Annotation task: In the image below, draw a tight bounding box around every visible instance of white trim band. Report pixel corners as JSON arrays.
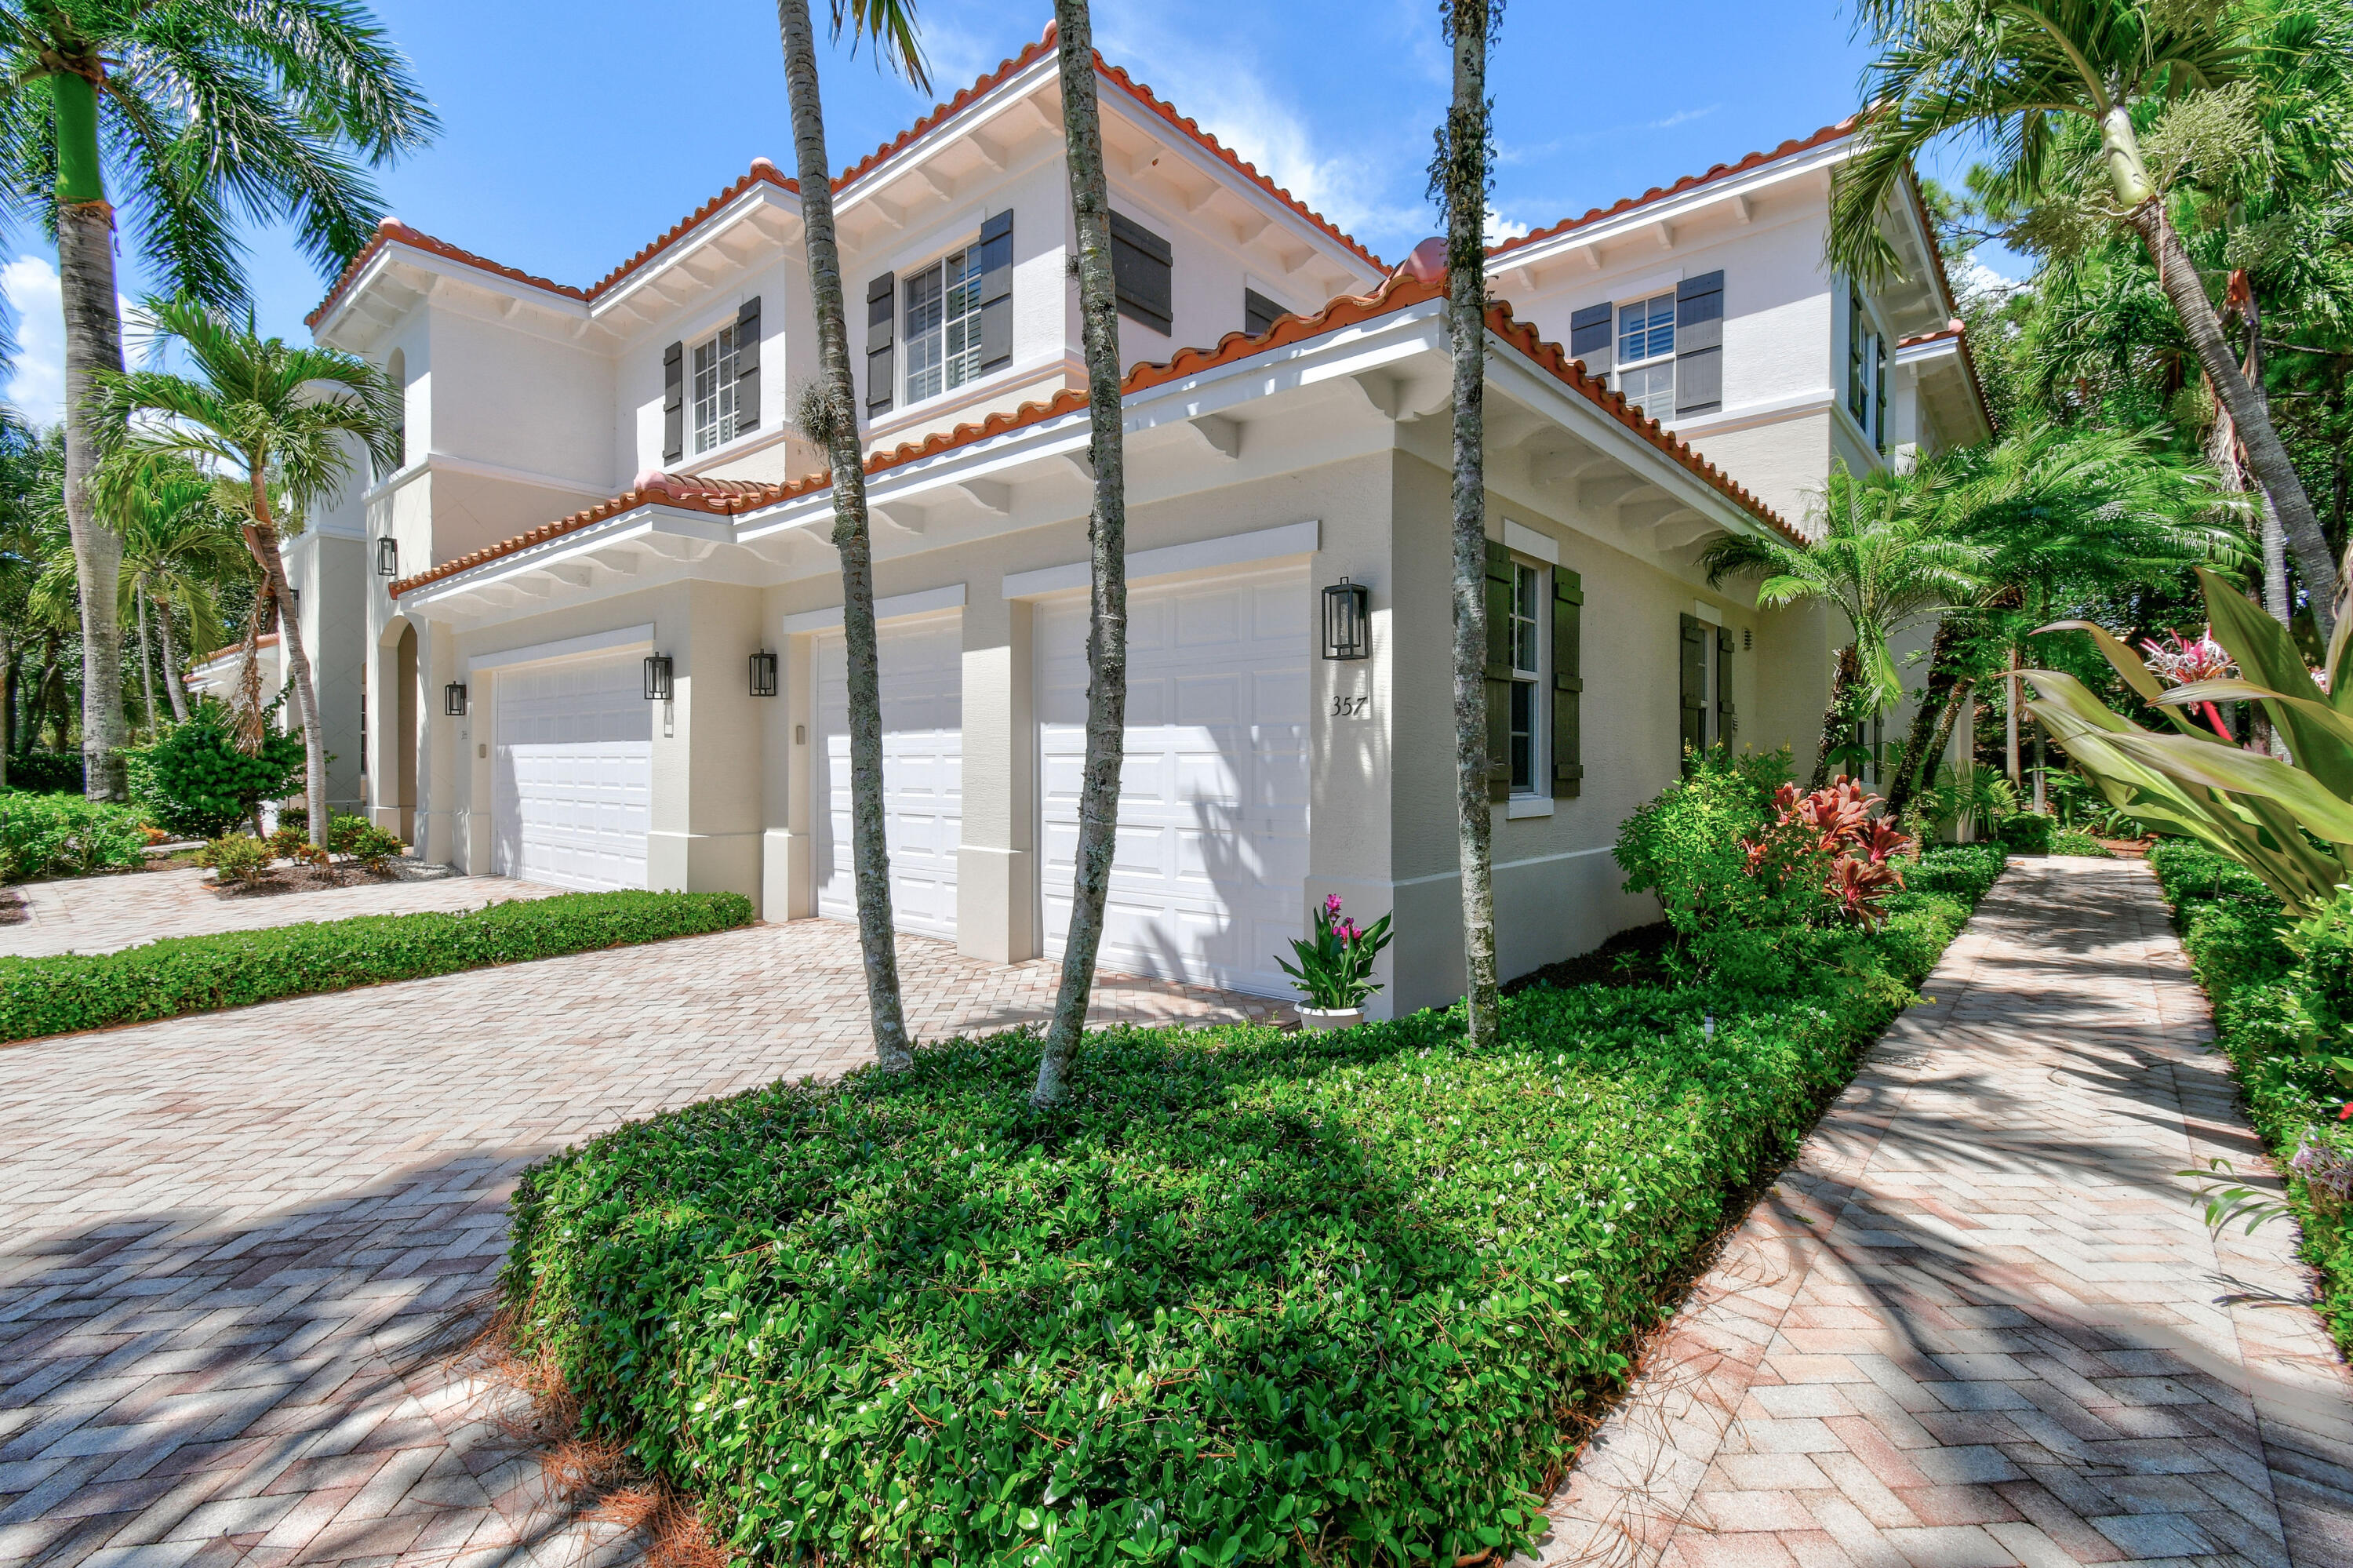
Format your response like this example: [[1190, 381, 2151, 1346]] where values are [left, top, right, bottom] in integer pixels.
[[1002, 518, 1320, 598], [467, 622, 654, 675], [784, 582, 968, 635]]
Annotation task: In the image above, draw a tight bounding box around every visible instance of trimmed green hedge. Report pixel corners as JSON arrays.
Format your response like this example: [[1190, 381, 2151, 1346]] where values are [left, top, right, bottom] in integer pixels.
[[502, 846, 2005, 1567], [2147, 839, 2353, 1350], [0, 890, 754, 1043]]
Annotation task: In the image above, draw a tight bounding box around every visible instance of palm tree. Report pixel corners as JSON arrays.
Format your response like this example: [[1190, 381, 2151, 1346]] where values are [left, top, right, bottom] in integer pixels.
[[93, 297, 398, 845], [100, 456, 244, 730], [0, 0, 433, 802], [1701, 464, 1991, 789], [1031, 0, 1131, 1108], [775, 0, 929, 1077], [1831, 0, 2349, 635], [1433, 0, 1502, 1050]]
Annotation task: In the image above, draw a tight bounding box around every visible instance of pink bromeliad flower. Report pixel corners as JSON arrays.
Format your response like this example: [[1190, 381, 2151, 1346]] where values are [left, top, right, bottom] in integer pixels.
[[2140, 628, 2237, 740]]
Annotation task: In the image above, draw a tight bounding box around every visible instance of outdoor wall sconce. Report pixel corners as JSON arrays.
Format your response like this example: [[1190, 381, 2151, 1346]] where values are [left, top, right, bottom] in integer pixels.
[[376, 536, 398, 577], [644, 654, 675, 702], [749, 649, 778, 698], [443, 682, 467, 716], [1321, 577, 1369, 660]]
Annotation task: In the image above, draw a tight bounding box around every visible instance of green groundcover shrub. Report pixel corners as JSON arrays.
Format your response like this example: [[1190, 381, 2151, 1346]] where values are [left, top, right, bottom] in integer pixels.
[[0, 791, 151, 882], [0, 890, 752, 1043], [4, 749, 85, 795], [2148, 839, 2353, 1350], [504, 844, 2006, 1567]]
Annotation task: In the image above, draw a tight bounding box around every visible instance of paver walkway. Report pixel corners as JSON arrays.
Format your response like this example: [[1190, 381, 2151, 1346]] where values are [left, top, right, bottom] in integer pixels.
[[1531, 856, 2353, 1568], [0, 917, 1285, 1566], [2, 866, 563, 959]]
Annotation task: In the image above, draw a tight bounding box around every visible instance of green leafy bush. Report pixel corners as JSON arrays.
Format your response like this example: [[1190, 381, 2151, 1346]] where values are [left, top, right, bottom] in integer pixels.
[[2049, 828, 2112, 857], [503, 848, 1998, 1568], [1995, 813, 2056, 853], [133, 697, 306, 840], [0, 890, 753, 1043], [195, 831, 274, 884], [0, 791, 151, 882], [344, 824, 407, 871], [4, 749, 85, 795]]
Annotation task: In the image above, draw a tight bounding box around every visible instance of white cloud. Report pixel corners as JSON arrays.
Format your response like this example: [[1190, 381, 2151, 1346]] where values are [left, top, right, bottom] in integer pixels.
[[1484, 206, 1530, 246], [2, 254, 63, 430]]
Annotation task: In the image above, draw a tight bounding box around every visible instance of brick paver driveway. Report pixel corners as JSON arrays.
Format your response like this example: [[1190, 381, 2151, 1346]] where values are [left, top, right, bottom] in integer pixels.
[[0, 914, 1284, 1566], [3, 866, 563, 959], [1534, 857, 2353, 1568]]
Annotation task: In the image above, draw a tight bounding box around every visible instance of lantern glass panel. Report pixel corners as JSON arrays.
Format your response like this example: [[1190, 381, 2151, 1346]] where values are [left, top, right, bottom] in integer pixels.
[[750, 650, 778, 697], [1322, 578, 1369, 660], [644, 655, 674, 701], [375, 537, 398, 577], [443, 682, 467, 716]]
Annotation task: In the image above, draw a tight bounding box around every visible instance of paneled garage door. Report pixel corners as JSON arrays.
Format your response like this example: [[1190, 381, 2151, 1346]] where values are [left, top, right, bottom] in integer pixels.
[[814, 616, 962, 939], [491, 651, 652, 891], [1038, 567, 1309, 995]]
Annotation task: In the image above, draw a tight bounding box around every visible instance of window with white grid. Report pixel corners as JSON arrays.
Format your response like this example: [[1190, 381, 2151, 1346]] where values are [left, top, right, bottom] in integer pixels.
[[692, 326, 740, 454], [903, 246, 985, 404], [1614, 292, 1676, 418], [1508, 559, 1543, 793]]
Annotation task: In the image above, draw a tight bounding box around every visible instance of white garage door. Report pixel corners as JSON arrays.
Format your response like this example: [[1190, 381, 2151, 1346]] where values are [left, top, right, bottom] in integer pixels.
[[1039, 567, 1309, 996], [814, 616, 962, 938], [492, 651, 652, 891]]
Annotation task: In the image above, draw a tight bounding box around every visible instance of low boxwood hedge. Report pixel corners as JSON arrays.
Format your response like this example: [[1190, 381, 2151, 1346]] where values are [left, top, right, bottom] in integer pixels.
[[0, 889, 754, 1043], [502, 846, 2005, 1567]]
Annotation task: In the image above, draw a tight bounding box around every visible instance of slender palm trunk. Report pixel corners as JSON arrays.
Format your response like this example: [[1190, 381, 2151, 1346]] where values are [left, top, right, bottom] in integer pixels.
[[1885, 617, 1958, 816], [133, 580, 158, 741], [2126, 200, 2337, 638], [1813, 642, 1862, 790], [1033, 0, 1130, 1108], [1440, 0, 1499, 1047], [240, 483, 327, 845], [776, 0, 911, 1072], [155, 598, 189, 722], [1926, 677, 1973, 835], [0, 638, 12, 789], [55, 71, 127, 801], [2005, 643, 2021, 786]]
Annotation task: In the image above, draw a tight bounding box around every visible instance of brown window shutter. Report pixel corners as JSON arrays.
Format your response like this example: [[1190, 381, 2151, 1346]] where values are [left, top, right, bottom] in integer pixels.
[[1486, 539, 1514, 801], [1716, 624, 1736, 740], [661, 340, 683, 464], [1553, 568, 1584, 799], [733, 297, 762, 433], [978, 210, 1013, 372], [1679, 613, 1708, 769], [866, 272, 896, 416]]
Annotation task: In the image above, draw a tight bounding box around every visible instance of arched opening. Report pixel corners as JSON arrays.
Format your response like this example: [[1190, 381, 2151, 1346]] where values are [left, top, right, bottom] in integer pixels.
[[392, 621, 418, 843]]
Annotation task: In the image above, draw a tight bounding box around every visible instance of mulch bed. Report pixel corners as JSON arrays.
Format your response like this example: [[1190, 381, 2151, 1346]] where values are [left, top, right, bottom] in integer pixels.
[[1504, 921, 1676, 995], [209, 865, 401, 899]]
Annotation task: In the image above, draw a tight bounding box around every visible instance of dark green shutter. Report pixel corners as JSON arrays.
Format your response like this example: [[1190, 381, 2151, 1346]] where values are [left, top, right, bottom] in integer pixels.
[[866, 272, 896, 416], [1716, 625, 1736, 741], [1553, 568, 1584, 799], [977, 210, 1014, 372], [660, 340, 683, 464], [733, 297, 762, 431], [1110, 211, 1173, 334], [1679, 613, 1708, 769], [1674, 271, 1724, 417], [1486, 540, 1513, 802], [1569, 302, 1613, 377]]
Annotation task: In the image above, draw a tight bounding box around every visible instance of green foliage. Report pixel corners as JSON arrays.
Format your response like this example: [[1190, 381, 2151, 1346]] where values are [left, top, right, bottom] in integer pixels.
[[2048, 828, 2113, 857], [5, 750, 85, 795], [0, 791, 151, 882], [502, 847, 1999, 1568], [133, 697, 305, 840], [1613, 747, 1797, 937], [1996, 813, 2057, 853], [195, 832, 272, 884], [0, 890, 752, 1045], [343, 824, 406, 871], [1278, 897, 1395, 1010]]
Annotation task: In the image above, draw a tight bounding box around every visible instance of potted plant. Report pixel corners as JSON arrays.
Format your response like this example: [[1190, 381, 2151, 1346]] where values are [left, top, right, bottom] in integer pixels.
[[1278, 895, 1395, 1030]]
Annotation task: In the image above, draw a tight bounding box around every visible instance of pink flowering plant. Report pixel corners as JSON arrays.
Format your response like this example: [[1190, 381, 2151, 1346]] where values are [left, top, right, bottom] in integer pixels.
[[1277, 894, 1395, 1010]]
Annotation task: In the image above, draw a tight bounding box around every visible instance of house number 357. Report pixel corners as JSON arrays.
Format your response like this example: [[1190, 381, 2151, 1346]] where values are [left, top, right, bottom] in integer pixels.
[[1329, 693, 1370, 718]]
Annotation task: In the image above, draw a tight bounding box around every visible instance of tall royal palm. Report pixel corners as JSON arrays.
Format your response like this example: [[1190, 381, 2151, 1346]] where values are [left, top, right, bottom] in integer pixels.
[[1701, 464, 1989, 789], [100, 455, 245, 729], [1831, 0, 2348, 634], [95, 297, 399, 844], [0, 0, 432, 802], [775, 0, 929, 1075]]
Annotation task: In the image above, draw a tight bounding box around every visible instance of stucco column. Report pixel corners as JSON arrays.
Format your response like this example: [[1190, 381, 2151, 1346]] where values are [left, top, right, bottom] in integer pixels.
[[648, 581, 765, 899], [765, 629, 817, 919], [957, 579, 1035, 963]]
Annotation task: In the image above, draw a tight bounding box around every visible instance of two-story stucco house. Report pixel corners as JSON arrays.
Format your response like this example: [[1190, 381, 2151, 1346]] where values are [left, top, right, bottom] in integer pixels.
[[295, 24, 1988, 1018]]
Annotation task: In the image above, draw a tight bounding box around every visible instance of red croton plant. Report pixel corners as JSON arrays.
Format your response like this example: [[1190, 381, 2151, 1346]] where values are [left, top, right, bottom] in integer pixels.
[[1742, 777, 1913, 927]]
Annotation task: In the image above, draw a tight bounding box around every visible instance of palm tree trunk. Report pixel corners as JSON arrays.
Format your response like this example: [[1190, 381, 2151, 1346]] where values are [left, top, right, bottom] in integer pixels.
[[775, 0, 912, 1074], [2126, 199, 2337, 638], [155, 598, 189, 722], [1032, 0, 1131, 1108], [2005, 643, 2021, 786], [238, 497, 327, 846], [1884, 618, 1958, 816], [1813, 642, 1863, 790], [1441, 0, 1500, 1048], [133, 580, 158, 743], [54, 71, 128, 802], [0, 637, 13, 789]]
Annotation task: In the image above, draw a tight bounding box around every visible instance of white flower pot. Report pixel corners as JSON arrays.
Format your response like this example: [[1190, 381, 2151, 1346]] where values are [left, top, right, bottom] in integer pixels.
[[1297, 1006, 1365, 1031]]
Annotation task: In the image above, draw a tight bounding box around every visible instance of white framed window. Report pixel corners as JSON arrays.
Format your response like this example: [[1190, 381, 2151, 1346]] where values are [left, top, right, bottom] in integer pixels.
[[903, 245, 985, 404], [1507, 558, 1544, 793], [692, 325, 742, 454], [1615, 292, 1676, 418]]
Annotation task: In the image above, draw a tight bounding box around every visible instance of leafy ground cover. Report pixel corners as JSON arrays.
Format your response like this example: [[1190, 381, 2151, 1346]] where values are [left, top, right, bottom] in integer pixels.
[[0, 890, 753, 1043], [0, 791, 152, 882], [2148, 839, 2353, 1351], [503, 842, 2005, 1567]]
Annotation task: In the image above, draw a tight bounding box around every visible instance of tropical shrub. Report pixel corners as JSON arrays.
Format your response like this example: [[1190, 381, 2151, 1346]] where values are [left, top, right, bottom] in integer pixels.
[[1278, 894, 1395, 1010], [266, 824, 307, 860], [343, 824, 406, 872], [5, 749, 85, 795], [135, 697, 307, 841], [0, 890, 753, 1043], [2049, 828, 2112, 857], [503, 846, 2000, 1568], [196, 832, 274, 884], [0, 792, 151, 882], [1995, 813, 2056, 853]]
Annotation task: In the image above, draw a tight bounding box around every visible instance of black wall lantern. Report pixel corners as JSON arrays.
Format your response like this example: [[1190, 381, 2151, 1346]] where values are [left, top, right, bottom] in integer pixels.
[[749, 649, 778, 697], [443, 682, 467, 716], [644, 653, 674, 702], [376, 536, 398, 577], [1321, 577, 1369, 660]]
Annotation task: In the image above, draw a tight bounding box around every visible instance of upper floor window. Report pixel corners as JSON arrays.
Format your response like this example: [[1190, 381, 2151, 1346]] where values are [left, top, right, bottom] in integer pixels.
[[1507, 558, 1543, 793], [904, 246, 985, 404], [693, 325, 742, 454], [1616, 293, 1676, 417], [1847, 283, 1887, 452]]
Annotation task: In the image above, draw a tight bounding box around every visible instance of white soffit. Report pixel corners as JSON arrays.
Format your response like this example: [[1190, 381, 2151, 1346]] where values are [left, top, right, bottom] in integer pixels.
[[1002, 519, 1320, 598], [784, 582, 968, 635]]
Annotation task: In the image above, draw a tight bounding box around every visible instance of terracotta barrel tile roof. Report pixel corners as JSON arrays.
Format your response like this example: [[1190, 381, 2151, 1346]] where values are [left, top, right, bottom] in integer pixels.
[[189, 631, 279, 669]]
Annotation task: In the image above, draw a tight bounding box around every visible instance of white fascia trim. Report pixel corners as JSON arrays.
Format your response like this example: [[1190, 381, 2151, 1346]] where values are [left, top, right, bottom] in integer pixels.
[[373, 450, 612, 504], [401, 504, 726, 606], [1668, 387, 1839, 440], [1496, 136, 1850, 276], [1003, 519, 1320, 598], [468, 623, 655, 675], [1502, 519, 1558, 565], [590, 181, 800, 324], [784, 582, 968, 634], [1893, 334, 1962, 369], [835, 55, 1062, 206], [396, 246, 590, 331]]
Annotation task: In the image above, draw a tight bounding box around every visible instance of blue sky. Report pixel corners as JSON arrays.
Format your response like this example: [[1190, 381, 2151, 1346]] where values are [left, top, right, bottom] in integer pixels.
[[0, 0, 2007, 426]]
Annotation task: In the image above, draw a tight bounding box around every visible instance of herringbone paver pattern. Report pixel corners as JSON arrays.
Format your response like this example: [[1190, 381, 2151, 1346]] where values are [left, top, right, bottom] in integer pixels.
[[0, 915, 1282, 1566], [1528, 857, 2353, 1568], [2, 867, 564, 959]]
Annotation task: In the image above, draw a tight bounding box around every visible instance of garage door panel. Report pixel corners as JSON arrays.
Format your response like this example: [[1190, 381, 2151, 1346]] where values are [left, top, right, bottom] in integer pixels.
[[814, 618, 962, 940], [493, 653, 651, 893]]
